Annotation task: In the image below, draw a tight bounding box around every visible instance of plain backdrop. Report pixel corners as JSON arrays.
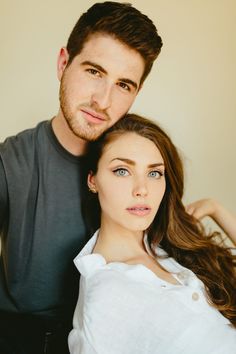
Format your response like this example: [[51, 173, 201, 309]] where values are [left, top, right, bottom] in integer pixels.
[[1, 0, 236, 233]]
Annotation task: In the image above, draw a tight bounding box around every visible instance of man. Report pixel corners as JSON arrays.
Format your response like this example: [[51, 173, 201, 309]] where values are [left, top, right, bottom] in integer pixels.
[[0, 2, 162, 353]]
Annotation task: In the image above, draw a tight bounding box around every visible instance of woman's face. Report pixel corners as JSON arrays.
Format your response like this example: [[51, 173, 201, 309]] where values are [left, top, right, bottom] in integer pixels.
[[88, 132, 166, 233]]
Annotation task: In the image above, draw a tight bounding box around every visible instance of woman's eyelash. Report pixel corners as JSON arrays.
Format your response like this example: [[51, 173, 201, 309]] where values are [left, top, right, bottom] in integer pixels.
[[112, 168, 129, 176], [148, 170, 164, 178], [112, 168, 164, 178]]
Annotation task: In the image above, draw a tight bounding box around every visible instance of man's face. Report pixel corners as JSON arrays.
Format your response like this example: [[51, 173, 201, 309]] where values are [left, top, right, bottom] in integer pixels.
[[57, 34, 145, 141]]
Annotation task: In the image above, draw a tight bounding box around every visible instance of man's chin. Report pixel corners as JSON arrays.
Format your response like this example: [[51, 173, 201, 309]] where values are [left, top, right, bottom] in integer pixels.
[[66, 115, 108, 141], [72, 127, 105, 142]]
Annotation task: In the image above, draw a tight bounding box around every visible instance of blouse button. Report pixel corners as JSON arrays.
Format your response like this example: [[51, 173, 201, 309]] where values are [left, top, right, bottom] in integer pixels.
[[192, 292, 199, 301], [177, 271, 189, 280]]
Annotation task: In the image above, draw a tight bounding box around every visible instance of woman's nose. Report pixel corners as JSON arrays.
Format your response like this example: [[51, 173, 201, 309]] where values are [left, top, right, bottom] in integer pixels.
[[132, 179, 148, 198]]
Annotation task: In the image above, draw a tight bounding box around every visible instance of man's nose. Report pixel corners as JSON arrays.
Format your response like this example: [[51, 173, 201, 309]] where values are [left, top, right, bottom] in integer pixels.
[[91, 81, 113, 111]]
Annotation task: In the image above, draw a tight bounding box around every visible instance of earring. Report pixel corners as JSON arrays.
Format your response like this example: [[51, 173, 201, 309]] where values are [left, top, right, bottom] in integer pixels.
[[89, 186, 97, 194]]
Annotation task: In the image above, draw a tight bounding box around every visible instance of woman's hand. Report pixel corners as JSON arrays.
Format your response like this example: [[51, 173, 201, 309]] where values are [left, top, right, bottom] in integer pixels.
[[186, 198, 236, 246]]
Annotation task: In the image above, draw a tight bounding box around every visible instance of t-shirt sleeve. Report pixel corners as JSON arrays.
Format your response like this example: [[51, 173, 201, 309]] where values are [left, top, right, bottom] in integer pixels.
[[0, 157, 8, 230]]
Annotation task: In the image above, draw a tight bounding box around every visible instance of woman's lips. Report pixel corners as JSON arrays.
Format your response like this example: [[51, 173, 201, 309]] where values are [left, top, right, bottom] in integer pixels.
[[126, 205, 151, 216]]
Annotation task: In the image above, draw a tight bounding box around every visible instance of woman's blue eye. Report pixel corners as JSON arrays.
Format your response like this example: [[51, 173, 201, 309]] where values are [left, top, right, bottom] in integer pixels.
[[148, 170, 163, 178], [113, 168, 129, 176]]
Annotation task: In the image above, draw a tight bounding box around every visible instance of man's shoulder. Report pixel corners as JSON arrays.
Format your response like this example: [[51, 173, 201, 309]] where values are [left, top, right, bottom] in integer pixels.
[[1, 120, 48, 146], [0, 120, 50, 157], [0, 120, 51, 176]]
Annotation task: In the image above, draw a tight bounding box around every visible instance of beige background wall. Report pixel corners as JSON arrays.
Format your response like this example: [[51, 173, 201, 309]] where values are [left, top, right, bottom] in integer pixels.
[[1, 0, 236, 231]]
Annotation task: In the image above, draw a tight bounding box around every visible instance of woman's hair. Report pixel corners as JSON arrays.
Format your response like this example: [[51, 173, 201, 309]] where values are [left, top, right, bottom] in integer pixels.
[[84, 113, 236, 327], [66, 2, 162, 85]]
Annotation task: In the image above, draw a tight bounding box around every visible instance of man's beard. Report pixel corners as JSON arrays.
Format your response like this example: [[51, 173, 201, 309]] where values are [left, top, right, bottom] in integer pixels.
[[59, 76, 110, 142]]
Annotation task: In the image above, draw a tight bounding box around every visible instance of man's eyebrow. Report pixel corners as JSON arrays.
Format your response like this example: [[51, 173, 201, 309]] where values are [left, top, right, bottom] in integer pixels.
[[119, 78, 138, 90], [81, 61, 138, 90], [81, 61, 107, 74], [110, 158, 165, 168]]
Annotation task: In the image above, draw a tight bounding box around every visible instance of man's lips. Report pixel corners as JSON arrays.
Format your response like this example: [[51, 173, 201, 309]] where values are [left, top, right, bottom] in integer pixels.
[[80, 108, 107, 124], [126, 205, 151, 216]]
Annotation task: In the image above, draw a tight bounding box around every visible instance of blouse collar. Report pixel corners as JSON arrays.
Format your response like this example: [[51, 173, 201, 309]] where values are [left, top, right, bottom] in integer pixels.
[[74, 230, 197, 286]]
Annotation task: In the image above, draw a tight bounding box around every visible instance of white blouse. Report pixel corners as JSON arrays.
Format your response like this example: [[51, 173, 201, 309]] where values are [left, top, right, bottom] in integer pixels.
[[68, 231, 236, 354]]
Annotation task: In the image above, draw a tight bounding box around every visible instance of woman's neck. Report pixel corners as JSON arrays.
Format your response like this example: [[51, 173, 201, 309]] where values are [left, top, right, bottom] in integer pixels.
[[93, 223, 147, 263]]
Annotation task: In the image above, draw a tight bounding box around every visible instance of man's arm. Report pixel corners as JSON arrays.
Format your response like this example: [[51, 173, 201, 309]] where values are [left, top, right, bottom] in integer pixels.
[[0, 157, 8, 231], [186, 198, 236, 246]]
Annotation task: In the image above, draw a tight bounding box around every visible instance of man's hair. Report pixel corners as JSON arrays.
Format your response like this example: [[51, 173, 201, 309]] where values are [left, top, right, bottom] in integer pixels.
[[66, 1, 163, 84]]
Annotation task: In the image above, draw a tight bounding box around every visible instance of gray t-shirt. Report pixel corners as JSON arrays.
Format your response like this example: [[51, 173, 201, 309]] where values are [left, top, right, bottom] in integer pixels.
[[0, 120, 87, 320]]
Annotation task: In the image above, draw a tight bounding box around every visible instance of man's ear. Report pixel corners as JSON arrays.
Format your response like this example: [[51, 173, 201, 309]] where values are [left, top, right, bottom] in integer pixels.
[[57, 47, 69, 81], [87, 172, 97, 193], [137, 82, 143, 93]]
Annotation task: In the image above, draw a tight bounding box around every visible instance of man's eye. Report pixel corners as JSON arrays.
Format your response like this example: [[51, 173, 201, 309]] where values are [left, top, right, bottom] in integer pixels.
[[148, 170, 163, 179], [87, 68, 100, 76], [118, 82, 130, 91], [113, 168, 129, 176]]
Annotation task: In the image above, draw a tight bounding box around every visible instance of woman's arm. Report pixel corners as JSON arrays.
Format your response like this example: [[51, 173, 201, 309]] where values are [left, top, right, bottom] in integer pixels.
[[186, 198, 236, 246]]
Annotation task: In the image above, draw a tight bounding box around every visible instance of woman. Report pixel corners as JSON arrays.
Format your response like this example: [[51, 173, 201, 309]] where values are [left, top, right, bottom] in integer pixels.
[[68, 114, 236, 354]]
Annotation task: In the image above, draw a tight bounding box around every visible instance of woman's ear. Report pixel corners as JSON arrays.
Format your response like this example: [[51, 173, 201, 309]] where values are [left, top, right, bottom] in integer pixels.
[[87, 171, 97, 193]]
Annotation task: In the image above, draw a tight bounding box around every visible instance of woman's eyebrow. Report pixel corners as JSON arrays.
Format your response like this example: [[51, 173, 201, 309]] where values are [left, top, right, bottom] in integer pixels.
[[110, 158, 164, 168]]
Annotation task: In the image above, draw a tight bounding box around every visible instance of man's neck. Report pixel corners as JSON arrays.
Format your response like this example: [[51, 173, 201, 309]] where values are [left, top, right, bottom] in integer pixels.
[[52, 112, 88, 156]]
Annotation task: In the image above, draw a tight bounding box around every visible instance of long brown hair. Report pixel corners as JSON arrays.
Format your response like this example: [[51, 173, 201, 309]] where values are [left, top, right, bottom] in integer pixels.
[[85, 113, 236, 326]]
